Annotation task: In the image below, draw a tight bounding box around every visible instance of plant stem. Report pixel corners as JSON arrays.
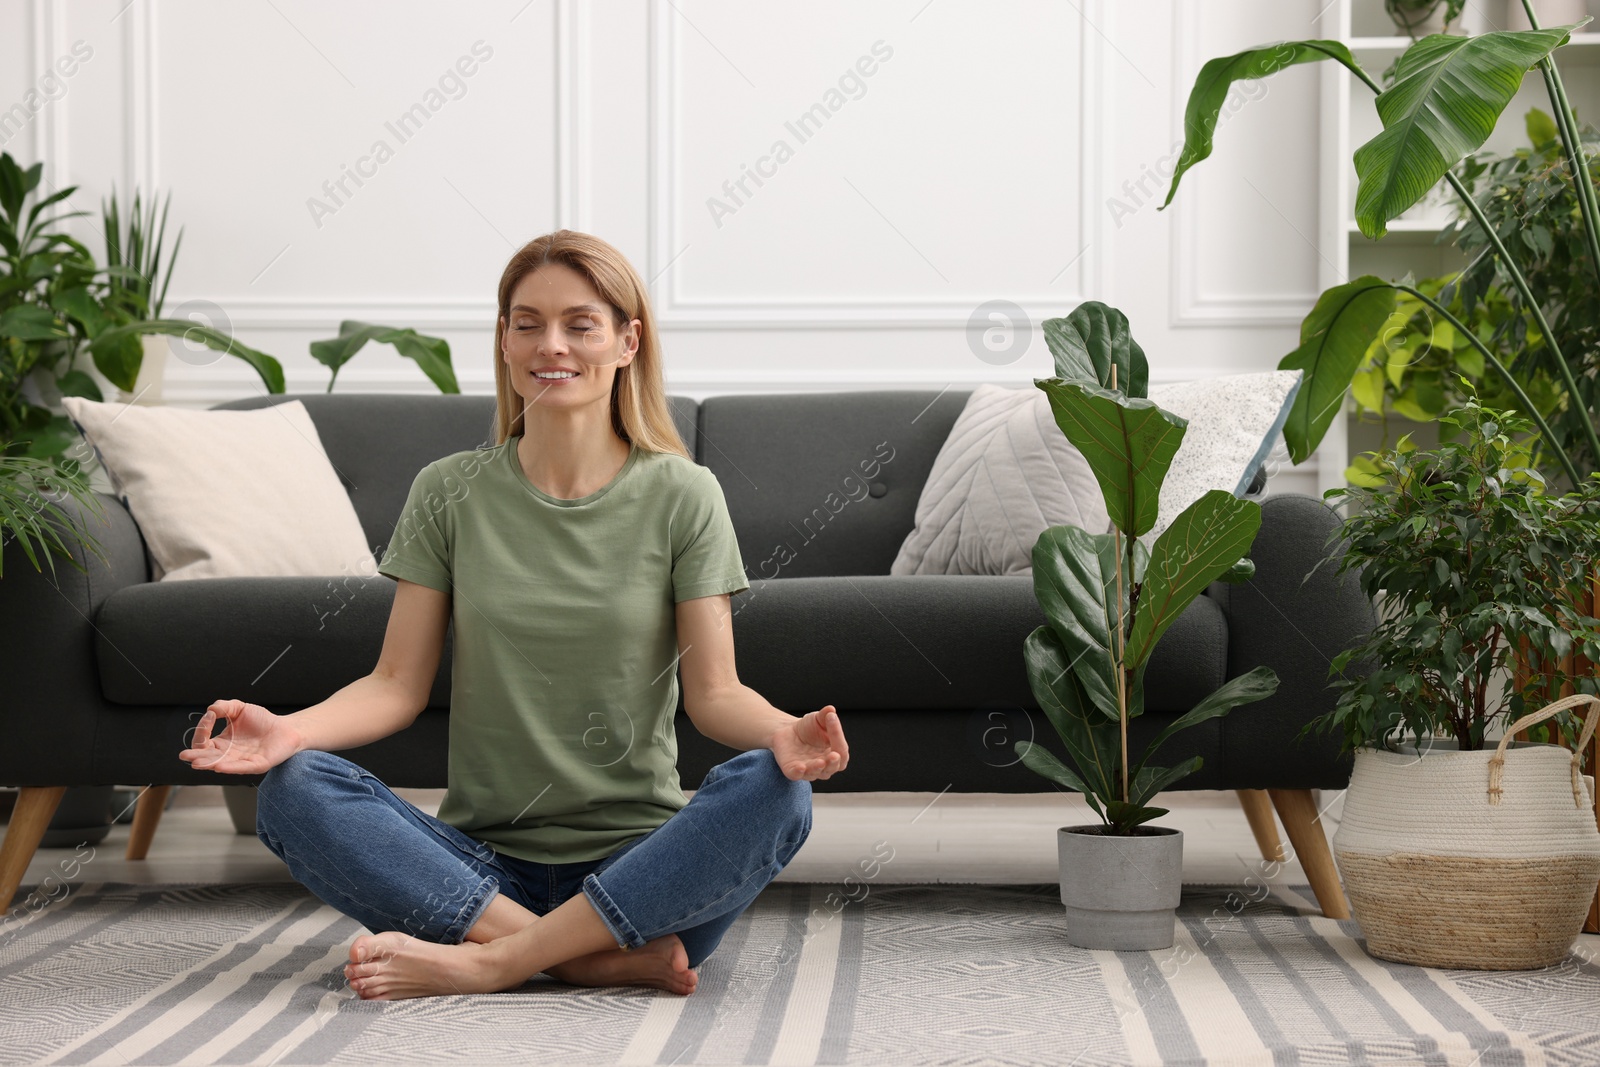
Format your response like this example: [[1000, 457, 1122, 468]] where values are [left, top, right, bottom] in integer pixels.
[[1396, 283, 1583, 487], [1114, 527, 1129, 806], [1110, 363, 1129, 807]]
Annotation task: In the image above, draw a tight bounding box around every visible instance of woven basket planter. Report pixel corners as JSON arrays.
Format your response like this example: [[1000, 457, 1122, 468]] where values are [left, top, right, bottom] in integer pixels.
[[1333, 695, 1600, 970]]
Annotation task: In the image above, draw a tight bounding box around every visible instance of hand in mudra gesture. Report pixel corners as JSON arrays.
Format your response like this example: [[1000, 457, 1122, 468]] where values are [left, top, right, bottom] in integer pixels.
[[179, 699, 300, 775], [772, 705, 849, 781]]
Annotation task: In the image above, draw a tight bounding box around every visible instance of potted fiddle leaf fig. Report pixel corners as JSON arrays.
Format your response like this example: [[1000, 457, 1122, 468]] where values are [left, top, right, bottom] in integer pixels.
[[1012, 301, 1281, 951]]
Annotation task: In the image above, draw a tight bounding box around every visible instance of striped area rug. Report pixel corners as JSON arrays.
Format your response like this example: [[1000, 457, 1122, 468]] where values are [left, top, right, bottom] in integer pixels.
[[2, 880, 1598, 1066]]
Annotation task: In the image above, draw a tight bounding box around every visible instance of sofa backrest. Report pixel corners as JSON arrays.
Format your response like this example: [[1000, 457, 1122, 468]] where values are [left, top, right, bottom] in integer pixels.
[[698, 389, 972, 577], [210, 393, 698, 557], [211, 389, 970, 575]]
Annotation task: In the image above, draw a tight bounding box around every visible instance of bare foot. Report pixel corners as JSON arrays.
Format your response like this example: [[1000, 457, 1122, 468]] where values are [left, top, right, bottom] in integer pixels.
[[545, 933, 698, 995], [343, 931, 519, 1000]]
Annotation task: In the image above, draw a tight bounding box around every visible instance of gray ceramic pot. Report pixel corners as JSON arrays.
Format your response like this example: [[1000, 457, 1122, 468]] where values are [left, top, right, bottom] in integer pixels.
[[1057, 824, 1183, 950]]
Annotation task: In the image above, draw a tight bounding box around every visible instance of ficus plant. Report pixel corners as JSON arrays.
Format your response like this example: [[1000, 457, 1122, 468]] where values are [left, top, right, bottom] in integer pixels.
[[1307, 390, 1600, 754], [1346, 106, 1599, 487], [1011, 301, 1281, 835], [1159, 8, 1600, 492]]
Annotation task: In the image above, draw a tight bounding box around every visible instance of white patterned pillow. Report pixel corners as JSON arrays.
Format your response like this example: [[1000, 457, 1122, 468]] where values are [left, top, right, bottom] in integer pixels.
[[891, 384, 1109, 576], [1144, 369, 1302, 540]]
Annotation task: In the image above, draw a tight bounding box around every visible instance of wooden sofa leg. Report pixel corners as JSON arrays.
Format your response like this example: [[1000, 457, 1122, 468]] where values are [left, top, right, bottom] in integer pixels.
[[1268, 788, 1350, 920], [125, 785, 172, 861], [1236, 789, 1284, 862], [0, 786, 68, 912]]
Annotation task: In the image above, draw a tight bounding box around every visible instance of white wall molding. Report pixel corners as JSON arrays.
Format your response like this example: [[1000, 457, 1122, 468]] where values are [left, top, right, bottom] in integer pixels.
[[160, 2, 574, 331], [1166, 0, 1322, 327], [29, 0, 66, 187], [647, 0, 1108, 330], [121, 0, 156, 197], [555, 0, 589, 232]]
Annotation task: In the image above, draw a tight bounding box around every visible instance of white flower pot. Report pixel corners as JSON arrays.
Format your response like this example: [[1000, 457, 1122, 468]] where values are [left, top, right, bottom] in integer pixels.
[[1333, 696, 1600, 969], [117, 334, 169, 406]]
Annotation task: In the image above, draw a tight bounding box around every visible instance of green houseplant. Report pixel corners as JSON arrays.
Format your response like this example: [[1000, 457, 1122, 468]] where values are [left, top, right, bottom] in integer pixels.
[[1315, 394, 1600, 754], [1310, 394, 1600, 968], [1350, 105, 1600, 486], [1158, 8, 1600, 934], [76, 174, 460, 397], [1009, 301, 1281, 950], [1386, 0, 1466, 39], [0, 151, 282, 448], [1160, 8, 1600, 493], [98, 184, 183, 404]]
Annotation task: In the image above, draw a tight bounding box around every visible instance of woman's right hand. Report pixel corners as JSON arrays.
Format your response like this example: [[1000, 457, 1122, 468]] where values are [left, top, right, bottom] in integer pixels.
[[179, 699, 302, 775]]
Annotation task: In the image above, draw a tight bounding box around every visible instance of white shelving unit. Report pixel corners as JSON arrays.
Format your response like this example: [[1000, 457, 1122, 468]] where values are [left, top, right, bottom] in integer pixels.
[[1315, 1, 1600, 495]]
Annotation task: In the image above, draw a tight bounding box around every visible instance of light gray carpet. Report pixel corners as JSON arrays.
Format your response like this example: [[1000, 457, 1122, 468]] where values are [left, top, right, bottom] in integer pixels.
[[3, 879, 1599, 1066]]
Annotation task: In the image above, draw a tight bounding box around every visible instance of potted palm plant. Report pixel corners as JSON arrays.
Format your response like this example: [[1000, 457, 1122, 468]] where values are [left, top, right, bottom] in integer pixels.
[[1310, 392, 1600, 968], [100, 185, 182, 405], [1012, 301, 1281, 950]]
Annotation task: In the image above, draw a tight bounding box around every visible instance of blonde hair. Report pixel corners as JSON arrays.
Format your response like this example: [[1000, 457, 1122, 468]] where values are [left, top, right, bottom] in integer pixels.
[[491, 230, 690, 459]]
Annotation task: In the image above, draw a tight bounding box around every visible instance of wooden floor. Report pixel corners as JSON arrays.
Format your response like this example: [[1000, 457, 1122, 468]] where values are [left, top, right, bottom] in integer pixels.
[[19, 786, 1336, 891]]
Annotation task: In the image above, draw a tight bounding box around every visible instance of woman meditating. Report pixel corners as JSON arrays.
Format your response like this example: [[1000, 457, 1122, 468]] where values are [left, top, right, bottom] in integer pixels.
[[178, 229, 848, 1001]]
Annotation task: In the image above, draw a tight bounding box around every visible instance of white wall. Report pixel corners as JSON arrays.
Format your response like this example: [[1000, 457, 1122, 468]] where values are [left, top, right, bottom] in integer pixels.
[[1, 0, 1332, 493]]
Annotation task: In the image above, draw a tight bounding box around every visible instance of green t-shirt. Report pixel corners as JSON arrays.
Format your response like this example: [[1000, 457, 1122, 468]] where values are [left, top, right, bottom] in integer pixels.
[[375, 435, 750, 863]]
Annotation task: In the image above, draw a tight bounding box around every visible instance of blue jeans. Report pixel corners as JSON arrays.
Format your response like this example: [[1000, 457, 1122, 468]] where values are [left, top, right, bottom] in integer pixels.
[[254, 747, 812, 970]]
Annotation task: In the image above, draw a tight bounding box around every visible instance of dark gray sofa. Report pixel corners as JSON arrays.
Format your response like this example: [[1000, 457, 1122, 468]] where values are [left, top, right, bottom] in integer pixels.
[[0, 390, 1376, 915]]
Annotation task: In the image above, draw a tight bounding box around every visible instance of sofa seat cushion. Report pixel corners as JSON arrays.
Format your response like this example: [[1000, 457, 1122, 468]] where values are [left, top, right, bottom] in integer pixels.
[[95, 574, 1224, 716], [95, 576, 453, 708], [722, 575, 1226, 714]]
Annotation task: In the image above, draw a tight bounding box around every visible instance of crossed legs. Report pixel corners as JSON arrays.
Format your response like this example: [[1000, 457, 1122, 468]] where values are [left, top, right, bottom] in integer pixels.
[[256, 748, 812, 1000]]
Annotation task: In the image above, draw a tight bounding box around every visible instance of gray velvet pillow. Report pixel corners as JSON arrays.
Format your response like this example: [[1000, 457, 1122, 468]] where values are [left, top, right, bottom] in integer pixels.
[[891, 384, 1109, 576]]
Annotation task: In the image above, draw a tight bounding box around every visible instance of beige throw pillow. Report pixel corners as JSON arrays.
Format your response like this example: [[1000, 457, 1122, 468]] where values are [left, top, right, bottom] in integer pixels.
[[891, 383, 1109, 576], [62, 397, 376, 582]]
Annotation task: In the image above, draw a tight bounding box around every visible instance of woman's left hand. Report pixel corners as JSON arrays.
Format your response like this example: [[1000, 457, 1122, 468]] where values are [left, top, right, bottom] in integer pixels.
[[771, 705, 849, 781]]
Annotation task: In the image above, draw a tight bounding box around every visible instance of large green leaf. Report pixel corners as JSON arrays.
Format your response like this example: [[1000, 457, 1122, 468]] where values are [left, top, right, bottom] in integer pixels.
[[1015, 739, 1105, 822], [1102, 800, 1169, 833], [1125, 491, 1263, 668], [1129, 757, 1204, 808], [1161, 40, 1364, 210], [52, 286, 109, 337], [55, 369, 103, 402], [1037, 379, 1186, 537], [89, 319, 285, 394], [0, 304, 64, 341], [1041, 301, 1149, 398], [1353, 27, 1578, 239], [1278, 276, 1397, 463], [310, 320, 458, 393], [1022, 624, 1120, 800], [1031, 525, 1124, 720], [1133, 666, 1279, 781]]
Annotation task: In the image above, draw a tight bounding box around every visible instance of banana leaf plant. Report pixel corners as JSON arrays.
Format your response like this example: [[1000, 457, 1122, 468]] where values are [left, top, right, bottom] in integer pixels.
[[1159, 6, 1600, 491], [1012, 301, 1281, 835]]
